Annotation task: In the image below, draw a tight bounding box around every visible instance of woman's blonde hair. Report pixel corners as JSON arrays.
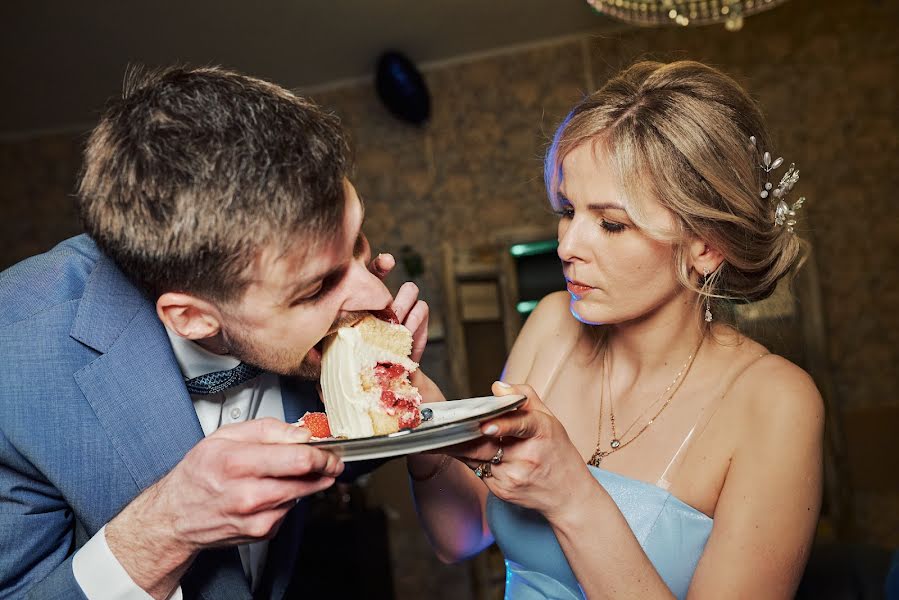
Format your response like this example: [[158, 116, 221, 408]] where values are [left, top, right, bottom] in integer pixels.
[[545, 60, 805, 327]]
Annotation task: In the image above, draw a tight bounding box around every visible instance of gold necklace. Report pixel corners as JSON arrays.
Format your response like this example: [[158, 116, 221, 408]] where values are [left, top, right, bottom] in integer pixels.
[[588, 339, 702, 468]]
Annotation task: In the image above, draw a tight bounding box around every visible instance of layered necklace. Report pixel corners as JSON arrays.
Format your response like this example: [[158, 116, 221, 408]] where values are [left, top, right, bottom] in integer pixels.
[[588, 338, 703, 468]]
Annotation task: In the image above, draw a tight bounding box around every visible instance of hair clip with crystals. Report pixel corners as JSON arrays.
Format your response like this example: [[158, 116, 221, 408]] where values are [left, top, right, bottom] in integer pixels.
[[750, 136, 806, 233]]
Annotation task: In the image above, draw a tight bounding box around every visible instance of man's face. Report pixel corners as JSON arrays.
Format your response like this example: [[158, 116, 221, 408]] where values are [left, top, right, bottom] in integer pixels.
[[217, 180, 392, 377]]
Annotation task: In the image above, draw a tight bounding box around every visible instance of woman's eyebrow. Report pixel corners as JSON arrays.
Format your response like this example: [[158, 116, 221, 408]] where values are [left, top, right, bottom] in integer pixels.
[[587, 202, 627, 211]]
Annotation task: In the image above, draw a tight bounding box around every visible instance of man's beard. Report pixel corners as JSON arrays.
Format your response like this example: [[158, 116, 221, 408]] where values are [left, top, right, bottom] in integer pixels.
[[220, 323, 320, 379], [220, 311, 369, 380]]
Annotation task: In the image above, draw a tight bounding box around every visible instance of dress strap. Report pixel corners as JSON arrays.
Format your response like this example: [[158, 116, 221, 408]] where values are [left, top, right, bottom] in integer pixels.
[[536, 333, 582, 400], [656, 352, 769, 490]]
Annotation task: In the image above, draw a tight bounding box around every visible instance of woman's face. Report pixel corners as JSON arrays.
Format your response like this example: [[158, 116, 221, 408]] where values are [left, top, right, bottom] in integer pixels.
[[556, 143, 684, 326]]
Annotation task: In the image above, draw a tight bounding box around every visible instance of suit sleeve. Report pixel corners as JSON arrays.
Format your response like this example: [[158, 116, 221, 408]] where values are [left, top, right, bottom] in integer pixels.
[[337, 456, 391, 483], [0, 428, 87, 600]]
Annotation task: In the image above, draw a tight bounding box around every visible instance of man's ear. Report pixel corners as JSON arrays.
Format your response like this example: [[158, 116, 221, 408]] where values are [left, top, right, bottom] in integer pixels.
[[156, 292, 223, 340], [688, 239, 725, 277]]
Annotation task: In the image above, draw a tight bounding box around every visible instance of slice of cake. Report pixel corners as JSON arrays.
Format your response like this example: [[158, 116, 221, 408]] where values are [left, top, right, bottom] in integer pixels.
[[320, 309, 423, 438]]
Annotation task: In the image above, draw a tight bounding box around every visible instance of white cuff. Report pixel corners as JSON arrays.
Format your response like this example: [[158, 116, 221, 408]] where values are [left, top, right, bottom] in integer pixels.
[[72, 525, 183, 600]]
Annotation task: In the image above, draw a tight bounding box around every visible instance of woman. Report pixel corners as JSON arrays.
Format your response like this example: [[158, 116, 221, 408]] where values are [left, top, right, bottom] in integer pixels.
[[406, 61, 823, 599]]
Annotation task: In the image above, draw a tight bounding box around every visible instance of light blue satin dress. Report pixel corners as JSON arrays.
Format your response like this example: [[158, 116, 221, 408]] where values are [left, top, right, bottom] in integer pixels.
[[486, 468, 713, 599], [483, 340, 737, 599]]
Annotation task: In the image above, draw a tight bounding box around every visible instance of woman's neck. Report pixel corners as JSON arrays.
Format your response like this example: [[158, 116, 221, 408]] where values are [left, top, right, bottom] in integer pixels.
[[604, 291, 706, 384]]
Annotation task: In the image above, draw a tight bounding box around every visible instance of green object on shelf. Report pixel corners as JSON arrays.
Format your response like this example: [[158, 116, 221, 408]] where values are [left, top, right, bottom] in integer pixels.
[[516, 300, 539, 315], [509, 239, 558, 258]]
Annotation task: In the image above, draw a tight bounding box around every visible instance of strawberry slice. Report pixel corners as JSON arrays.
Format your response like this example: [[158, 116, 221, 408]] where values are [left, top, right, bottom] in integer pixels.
[[297, 412, 331, 438], [370, 307, 400, 324]]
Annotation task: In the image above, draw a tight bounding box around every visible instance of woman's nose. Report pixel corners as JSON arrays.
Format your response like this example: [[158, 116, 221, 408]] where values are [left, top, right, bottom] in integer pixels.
[[557, 219, 587, 264]]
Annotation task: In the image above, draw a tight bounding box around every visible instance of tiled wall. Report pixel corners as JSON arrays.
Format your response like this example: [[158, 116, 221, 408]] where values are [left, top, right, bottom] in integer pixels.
[[311, 0, 899, 556], [0, 0, 895, 594]]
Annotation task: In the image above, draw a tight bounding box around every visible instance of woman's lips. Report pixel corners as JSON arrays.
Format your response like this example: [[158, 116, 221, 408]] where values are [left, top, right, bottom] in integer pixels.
[[566, 280, 594, 296]]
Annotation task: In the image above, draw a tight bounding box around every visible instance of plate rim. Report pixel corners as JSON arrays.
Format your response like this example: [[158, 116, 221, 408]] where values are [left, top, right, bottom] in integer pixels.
[[306, 394, 526, 449]]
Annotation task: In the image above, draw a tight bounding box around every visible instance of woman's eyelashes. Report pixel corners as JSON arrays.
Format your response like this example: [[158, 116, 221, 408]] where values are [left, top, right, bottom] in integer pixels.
[[554, 205, 627, 234], [599, 219, 627, 234], [553, 207, 575, 219]]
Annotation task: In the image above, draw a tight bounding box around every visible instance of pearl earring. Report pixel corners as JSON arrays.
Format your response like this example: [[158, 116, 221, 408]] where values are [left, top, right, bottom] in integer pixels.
[[704, 268, 713, 323]]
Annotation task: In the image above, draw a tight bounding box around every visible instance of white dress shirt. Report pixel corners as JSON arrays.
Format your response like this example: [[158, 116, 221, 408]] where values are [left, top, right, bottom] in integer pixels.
[[72, 328, 285, 599]]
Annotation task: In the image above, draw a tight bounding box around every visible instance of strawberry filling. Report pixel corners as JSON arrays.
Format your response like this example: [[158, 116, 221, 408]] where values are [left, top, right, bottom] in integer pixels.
[[374, 362, 422, 428], [370, 308, 400, 324]]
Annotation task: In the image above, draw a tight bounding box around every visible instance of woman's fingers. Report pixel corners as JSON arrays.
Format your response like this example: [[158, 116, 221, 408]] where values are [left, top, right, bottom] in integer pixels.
[[481, 410, 545, 440], [490, 382, 551, 415], [482, 383, 553, 440]]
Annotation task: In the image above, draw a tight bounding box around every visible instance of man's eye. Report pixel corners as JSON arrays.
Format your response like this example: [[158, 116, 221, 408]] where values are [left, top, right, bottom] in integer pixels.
[[293, 270, 346, 306], [353, 234, 368, 258], [292, 284, 324, 305]]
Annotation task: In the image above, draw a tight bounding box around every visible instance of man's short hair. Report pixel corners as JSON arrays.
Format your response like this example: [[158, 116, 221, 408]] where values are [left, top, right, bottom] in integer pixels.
[[77, 65, 351, 302]]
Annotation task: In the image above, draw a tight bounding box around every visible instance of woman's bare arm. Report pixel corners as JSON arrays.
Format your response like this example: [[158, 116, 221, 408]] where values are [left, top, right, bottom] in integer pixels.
[[407, 293, 561, 562], [686, 356, 823, 598]]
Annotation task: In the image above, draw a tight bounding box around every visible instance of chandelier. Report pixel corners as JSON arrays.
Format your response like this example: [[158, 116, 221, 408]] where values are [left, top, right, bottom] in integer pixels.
[[585, 0, 790, 31]]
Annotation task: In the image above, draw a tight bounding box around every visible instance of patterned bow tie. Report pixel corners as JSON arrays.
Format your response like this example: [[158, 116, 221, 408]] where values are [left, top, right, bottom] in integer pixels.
[[183, 362, 265, 395]]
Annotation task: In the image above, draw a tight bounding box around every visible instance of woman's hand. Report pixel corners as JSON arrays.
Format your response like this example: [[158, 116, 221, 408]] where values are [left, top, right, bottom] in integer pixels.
[[445, 382, 596, 519]]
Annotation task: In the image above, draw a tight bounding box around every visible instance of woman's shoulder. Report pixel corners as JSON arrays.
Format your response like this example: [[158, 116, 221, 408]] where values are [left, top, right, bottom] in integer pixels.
[[525, 291, 584, 353], [723, 338, 824, 445], [502, 291, 582, 383]]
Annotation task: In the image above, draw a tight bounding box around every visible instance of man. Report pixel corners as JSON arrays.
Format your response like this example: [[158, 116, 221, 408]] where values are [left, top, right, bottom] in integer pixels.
[[0, 66, 429, 599]]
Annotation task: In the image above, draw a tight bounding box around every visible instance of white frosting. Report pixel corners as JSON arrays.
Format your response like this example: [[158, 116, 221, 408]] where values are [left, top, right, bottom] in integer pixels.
[[320, 325, 417, 438]]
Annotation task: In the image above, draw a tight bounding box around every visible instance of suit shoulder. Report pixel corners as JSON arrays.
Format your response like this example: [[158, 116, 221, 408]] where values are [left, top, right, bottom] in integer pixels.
[[0, 235, 100, 328]]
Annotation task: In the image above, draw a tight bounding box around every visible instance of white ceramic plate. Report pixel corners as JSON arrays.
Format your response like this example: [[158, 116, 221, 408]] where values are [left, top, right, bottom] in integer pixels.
[[308, 394, 526, 462]]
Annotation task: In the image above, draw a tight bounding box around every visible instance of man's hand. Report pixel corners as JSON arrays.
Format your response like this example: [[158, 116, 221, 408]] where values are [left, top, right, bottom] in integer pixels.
[[105, 418, 343, 599], [367, 253, 429, 363]]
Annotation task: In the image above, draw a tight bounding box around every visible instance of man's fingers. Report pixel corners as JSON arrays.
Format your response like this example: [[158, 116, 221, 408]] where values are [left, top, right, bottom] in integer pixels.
[[369, 253, 395, 279], [391, 281, 421, 323], [213, 417, 310, 444], [223, 443, 344, 479], [234, 475, 338, 514], [407, 300, 429, 362]]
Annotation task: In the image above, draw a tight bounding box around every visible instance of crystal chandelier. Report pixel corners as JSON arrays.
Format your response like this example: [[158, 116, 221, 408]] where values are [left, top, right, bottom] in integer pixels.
[[585, 0, 790, 31]]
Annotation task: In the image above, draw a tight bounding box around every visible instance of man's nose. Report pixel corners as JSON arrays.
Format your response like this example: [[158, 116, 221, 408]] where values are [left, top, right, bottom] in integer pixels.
[[340, 262, 393, 313]]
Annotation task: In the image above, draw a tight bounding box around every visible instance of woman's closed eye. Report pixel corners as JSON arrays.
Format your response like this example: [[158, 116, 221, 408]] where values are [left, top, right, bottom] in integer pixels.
[[555, 206, 627, 235], [599, 219, 627, 234]]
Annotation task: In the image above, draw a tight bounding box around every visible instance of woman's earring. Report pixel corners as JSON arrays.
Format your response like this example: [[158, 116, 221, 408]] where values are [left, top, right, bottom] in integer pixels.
[[704, 268, 713, 323]]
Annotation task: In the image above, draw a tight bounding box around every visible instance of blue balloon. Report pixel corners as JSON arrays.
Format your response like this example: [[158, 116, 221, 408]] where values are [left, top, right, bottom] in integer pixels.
[[375, 51, 430, 126]]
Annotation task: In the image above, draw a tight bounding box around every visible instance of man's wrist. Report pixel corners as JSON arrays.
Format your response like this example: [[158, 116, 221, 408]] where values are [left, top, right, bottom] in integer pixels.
[[105, 480, 195, 599]]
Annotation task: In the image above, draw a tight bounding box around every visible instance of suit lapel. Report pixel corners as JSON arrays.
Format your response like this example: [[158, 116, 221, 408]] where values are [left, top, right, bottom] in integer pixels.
[[71, 254, 252, 599], [279, 377, 323, 425], [72, 255, 204, 492]]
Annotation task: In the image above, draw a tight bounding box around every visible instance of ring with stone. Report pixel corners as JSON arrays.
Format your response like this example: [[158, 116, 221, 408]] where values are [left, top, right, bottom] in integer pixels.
[[474, 462, 492, 479], [490, 446, 504, 465]]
